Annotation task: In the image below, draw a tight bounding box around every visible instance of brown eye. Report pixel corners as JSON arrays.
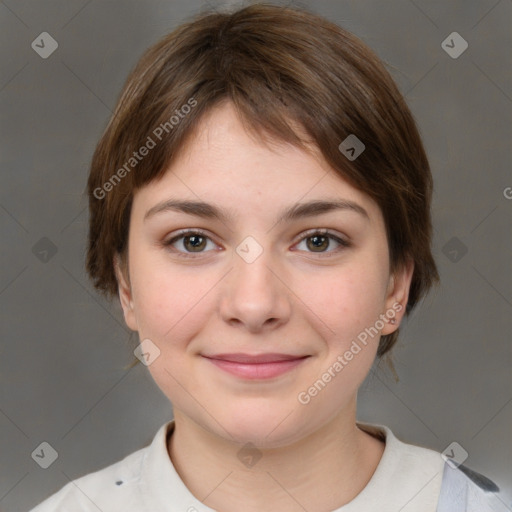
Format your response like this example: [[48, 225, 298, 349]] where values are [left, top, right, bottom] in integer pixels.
[[295, 230, 350, 256], [182, 234, 207, 252], [164, 230, 217, 257], [306, 234, 330, 252]]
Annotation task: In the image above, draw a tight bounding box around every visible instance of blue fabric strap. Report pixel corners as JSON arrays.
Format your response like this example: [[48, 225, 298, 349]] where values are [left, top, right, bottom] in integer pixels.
[[436, 462, 508, 512]]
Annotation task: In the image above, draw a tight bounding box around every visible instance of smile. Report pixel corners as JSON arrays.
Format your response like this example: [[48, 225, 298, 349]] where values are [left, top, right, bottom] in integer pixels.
[[202, 355, 310, 380]]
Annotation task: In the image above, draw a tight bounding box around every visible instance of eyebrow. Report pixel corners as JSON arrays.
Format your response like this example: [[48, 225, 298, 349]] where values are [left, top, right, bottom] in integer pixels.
[[144, 198, 369, 224]]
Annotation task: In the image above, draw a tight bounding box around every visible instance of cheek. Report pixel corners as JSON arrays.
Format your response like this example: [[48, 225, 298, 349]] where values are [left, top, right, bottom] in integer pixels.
[[130, 253, 216, 343], [129, 262, 213, 388], [300, 259, 388, 341]]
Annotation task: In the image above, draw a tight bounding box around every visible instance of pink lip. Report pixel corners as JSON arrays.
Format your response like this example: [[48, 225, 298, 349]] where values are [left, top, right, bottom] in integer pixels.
[[202, 353, 310, 380], [204, 352, 307, 363]]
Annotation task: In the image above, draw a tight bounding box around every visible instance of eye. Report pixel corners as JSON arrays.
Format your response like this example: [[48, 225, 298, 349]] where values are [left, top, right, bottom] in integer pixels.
[[163, 229, 218, 258], [162, 228, 350, 259], [294, 229, 350, 256]]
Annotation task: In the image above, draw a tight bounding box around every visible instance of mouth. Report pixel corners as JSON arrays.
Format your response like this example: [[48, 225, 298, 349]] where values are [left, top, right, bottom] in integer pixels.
[[201, 353, 311, 380]]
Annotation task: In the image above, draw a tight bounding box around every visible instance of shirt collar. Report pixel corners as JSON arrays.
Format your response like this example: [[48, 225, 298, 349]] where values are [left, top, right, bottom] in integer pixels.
[[137, 419, 443, 511], [139, 419, 216, 511]]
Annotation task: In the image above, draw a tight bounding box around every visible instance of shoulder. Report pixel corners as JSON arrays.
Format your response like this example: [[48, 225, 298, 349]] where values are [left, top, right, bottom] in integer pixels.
[[358, 422, 506, 511], [28, 440, 149, 511], [357, 422, 446, 510], [359, 421, 446, 475]]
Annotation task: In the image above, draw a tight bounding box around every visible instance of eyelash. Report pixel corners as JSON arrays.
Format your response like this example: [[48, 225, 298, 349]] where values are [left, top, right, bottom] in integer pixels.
[[162, 228, 351, 259]]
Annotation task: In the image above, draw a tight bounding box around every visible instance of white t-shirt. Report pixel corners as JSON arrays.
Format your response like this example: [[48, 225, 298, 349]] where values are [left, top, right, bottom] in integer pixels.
[[28, 420, 504, 511]]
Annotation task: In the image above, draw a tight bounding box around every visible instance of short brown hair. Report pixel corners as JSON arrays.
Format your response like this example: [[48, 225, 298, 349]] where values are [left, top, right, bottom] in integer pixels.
[[86, 2, 439, 358]]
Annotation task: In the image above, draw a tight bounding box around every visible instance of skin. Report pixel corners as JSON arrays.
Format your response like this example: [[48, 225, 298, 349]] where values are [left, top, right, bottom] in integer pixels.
[[115, 101, 414, 512]]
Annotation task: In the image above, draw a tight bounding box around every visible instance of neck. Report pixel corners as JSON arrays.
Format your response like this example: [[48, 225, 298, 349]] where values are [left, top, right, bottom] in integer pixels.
[[167, 400, 385, 512]]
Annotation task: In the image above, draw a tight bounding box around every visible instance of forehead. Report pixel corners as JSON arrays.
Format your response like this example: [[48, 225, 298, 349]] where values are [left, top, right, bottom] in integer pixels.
[[133, 102, 382, 225], [176, 101, 320, 169]]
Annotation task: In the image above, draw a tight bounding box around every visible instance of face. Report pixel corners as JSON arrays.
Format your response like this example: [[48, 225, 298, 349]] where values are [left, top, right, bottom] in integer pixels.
[[116, 102, 413, 447]]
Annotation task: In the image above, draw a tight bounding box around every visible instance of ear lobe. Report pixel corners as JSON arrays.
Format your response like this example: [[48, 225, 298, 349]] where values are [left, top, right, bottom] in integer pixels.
[[114, 253, 137, 331]]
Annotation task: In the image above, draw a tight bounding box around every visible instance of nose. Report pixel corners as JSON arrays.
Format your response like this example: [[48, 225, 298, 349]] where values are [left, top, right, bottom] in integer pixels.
[[219, 245, 291, 334]]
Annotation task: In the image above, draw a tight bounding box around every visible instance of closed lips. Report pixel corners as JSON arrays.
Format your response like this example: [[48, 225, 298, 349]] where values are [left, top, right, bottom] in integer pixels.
[[203, 353, 309, 364]]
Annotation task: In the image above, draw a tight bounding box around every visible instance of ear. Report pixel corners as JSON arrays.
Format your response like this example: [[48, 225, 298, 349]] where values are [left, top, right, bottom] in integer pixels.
[[380, 258, 415, 336], [113, 253, 138, 332]]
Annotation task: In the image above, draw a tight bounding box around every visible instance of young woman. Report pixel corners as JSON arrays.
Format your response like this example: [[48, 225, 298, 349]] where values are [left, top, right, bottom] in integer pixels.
[[30, 3, 504, 511]]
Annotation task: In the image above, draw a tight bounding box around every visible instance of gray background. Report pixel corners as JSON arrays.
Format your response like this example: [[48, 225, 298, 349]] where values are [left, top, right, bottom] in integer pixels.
[[1, 0, 511, 510]]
